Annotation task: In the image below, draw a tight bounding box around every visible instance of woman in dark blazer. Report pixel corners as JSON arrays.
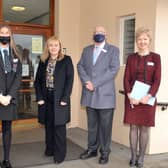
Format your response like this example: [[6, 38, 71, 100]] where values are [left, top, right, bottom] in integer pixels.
[[0, 24, 22, 168], [123, 27, 161, 168], [34, 36, 74, 164]]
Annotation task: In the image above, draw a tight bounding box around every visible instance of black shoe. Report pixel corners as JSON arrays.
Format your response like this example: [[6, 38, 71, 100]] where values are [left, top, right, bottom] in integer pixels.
[[80, 150, 97, 160], [136, 162, 144, 168], [99, 155, 109, 164], [136, 157, 144, 168], [53, 156, 64, 164], [45, 150, 54, 156], [129, 159, 136, 167], [2, 160, 12, 168], [54, 159, 64, 164]]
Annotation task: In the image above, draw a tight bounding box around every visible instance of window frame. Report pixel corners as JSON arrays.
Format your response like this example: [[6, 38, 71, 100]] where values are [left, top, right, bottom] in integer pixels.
[[0, 0, 54, 35]]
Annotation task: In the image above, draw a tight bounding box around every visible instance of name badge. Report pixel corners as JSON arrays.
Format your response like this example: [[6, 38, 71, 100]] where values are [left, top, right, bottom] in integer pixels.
[[101, 49, 107, 53], [147, 62, 154, 66]]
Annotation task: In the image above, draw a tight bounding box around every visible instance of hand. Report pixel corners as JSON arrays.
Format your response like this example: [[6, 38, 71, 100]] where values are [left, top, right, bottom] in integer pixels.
[[127, 93, 139, 105], [6, 95, 12, 104], [60, 101, 67, 106], [37, 100, 45, 105], [0, 95, 11, 106], [130, 98, 140, 105], [140, 94, 151, 104], [85, 81, 94, 91]]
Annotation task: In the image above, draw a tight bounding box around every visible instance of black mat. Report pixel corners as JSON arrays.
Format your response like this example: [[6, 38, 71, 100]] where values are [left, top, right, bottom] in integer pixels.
[[0, 139, 84, 168]]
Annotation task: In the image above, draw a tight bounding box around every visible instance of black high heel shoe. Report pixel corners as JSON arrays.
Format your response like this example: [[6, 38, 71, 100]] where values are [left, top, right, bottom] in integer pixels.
[[129, 159, 136, 167], [136, 156, 144, 168], [136, 162, 144, 168], [2, 160, 13, 168]]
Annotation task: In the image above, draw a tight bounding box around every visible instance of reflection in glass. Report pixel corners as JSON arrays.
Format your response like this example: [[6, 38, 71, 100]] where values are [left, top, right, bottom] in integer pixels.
[[3, 0, 50, 25], [14, 34, 45, 119]]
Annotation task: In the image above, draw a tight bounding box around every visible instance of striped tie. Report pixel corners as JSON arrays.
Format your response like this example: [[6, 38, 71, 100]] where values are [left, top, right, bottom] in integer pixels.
[[3, 49, 12, 73]]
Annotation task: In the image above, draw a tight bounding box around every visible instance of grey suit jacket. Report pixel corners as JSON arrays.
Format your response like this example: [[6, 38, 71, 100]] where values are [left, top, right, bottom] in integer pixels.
[[77, 42, 120, 109]]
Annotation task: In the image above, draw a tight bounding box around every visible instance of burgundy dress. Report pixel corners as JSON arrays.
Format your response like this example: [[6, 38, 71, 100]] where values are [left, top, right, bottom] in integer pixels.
[[123, 52, 161, 127]]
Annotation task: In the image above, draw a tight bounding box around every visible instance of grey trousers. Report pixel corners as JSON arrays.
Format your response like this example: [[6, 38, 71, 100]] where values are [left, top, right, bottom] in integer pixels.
[[86, 107, 114, 157]]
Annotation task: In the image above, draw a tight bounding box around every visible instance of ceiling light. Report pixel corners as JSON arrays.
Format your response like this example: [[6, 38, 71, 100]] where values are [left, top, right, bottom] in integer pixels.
[[11, 6, 25, 12]]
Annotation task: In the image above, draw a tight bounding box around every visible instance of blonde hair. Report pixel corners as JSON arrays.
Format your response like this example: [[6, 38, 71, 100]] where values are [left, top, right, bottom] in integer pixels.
[[41, 36, 64, 62], [0, 24, 21, 60], [135, 27, 152, 42]]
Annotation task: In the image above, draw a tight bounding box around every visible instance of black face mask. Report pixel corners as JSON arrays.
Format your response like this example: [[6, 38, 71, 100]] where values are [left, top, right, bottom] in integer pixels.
[[93, 34, 105, 43], [0, 36, 11, 45]]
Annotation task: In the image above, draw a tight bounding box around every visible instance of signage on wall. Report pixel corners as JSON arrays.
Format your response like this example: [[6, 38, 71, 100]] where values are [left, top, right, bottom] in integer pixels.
[[32, 37, 43, 54]]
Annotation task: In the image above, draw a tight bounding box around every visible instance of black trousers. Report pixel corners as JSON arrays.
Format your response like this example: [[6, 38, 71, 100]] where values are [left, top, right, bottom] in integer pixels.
[[45, 90, 66, 162], [86, 107, 114, 157], [2, 120, 12, 161]]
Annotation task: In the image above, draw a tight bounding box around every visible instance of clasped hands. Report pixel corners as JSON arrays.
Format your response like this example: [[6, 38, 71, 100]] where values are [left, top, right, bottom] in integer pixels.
[[0, 94, 12, 106], [37, 100, 67, 106], [128, 93, 151, 107], [85, 81, 94, 91]]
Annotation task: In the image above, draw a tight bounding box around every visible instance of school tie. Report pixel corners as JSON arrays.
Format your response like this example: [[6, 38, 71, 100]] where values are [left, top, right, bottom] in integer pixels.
[[93, 46, 100, 65], [3, 49, 12, 73]]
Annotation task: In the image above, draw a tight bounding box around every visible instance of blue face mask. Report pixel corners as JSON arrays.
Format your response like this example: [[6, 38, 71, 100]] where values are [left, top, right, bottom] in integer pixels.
[[93, 34, 105, 43]]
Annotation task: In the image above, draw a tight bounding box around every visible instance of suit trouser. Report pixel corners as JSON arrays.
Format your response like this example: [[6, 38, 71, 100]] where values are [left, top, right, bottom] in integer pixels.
[[86, 107, 114, 157], [2, 120, 12, 161], [45, 90, 66, 162]]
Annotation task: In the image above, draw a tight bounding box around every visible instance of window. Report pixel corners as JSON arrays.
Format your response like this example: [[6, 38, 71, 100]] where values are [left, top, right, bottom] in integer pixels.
[[119, 15, 135, 64]]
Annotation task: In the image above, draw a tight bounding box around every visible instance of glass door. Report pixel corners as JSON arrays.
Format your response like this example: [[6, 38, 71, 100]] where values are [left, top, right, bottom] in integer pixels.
[[14, 34, 45, 119]]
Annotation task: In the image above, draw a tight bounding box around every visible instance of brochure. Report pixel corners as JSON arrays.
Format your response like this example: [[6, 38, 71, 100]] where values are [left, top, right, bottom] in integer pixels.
[[130, 80, 155, 106]]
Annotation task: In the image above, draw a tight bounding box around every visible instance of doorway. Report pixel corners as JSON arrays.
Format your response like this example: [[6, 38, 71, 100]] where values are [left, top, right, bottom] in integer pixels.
[[0, 0, 55, 129]]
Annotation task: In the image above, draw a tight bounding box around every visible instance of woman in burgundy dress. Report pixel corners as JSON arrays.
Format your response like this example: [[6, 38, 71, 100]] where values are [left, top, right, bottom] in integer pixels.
[[123, 27, 161, 168]]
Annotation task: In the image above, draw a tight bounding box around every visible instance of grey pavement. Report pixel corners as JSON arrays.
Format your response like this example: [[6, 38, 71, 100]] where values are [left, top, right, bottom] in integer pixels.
[[1, 127, 168, 168], [29, 128, 168, 168]]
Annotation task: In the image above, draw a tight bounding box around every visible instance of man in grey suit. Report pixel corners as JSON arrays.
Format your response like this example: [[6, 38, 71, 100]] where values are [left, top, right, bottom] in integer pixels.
[[77, 26, 120, 164]]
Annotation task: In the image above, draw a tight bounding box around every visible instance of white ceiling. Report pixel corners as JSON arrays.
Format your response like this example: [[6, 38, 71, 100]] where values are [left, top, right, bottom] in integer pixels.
[[3, 0, 49, 23]]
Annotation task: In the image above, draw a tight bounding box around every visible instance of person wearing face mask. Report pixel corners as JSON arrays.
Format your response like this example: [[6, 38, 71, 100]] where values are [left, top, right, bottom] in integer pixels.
[[77, 26, 120, 164], [0, 24, 22, 168]]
